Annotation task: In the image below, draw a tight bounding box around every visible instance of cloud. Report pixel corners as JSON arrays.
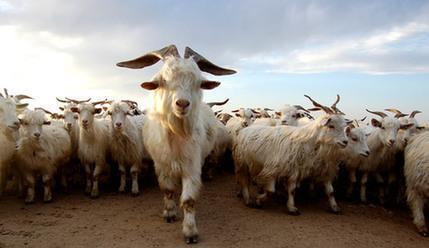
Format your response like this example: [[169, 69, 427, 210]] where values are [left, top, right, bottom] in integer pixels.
[[1, 0, 429, 113]]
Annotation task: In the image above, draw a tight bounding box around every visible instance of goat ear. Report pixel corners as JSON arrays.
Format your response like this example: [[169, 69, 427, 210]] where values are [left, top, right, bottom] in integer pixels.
[[308, 107, 322, 112], [70, 107, 79, 113], [59, 107, 64, 111], [127, 110, 135, 116], [94, 108, 102, 114], [400, 123, 414, 130], [371, 118, 381, 128], [201, 80, 220, 90], [141, 81, 160, 90], [275, 112, 281, 116], [321, 117, 332, 126], [43, 121, 51, 125]]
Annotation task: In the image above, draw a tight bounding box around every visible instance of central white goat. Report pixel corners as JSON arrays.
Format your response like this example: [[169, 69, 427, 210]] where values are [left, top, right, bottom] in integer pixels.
[[234, 95, 348, 214], [108, 101, 149, 195], [71, 100, 111, 198], [117, 45, 236, 244]]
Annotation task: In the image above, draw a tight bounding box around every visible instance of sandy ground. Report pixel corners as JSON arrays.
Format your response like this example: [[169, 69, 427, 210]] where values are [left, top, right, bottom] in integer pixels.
[[0, 172, 428, 248]]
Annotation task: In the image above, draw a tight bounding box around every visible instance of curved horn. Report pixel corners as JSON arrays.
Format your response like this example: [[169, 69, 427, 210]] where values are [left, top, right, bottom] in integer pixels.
[[264, 108, 274, 111], [330, 94, 344, 114], [116, 45, 180, 69], [251, 108, 260, 114], [410, 110, 422, 118], [56, 97, 70, 103], [0, 92, 3, 98], [184, 47, 236, 76], [360, 116, 367, 122], [207, 98, 229, 108], [4, 88, 9, 98], [385, 108, 408, 118], [14, 95, 33, 101], [293, 105, 310, 113], [35, 107, 53, 116], [353, 119, 360, 127], [366, 109, 388, 118], [92, 99, 109, 106], [65, 97, 92, 104], [304, 95, 334, 114]]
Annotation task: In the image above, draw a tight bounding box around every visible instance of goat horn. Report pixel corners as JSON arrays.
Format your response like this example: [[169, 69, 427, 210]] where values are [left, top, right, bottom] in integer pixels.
[[92, 99, 109, 106], [184, 46, 236, 76], [66, 97, 92, 104], [360, 116, 367, 122], [35, 107, 53, 116], [385, 108, 408, 118], [293, 105, 310, 113], [410, 110, 422, 118], [116, 45, 180, 69], [207, 98, 229, 108], [56, 97, 70, 103], [304, 95, 334, 114], [4, 88, 9, 98], [14, 95, 33, 101], [366, 109, 388, 118]]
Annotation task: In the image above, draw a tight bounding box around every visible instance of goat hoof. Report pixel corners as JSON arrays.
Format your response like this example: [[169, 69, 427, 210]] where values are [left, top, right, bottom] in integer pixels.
[[43, 198, 53, 203], [329, 208, 341, 215], [165, 216, 176, 223], [236, 191, 243, 198], [24, 199, 35, 205], [288, 210, 301, 216], [419, 231, 428, 237], [185, 235, 199, 244], [131, 191, 140, 197]]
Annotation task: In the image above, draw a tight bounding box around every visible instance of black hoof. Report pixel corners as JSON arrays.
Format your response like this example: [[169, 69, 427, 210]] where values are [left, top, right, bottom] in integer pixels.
[[419, 231, 428, 237], [131, 192, 140, 197], [329, 209, 342, 215], [185, 235, 199, 244], [288, 210, 301, 216], [165, 216, 176, 223]]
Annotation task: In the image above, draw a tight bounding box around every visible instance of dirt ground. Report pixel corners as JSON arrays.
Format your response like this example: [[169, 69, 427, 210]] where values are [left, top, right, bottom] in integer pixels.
[[0, 172, 427, 248]]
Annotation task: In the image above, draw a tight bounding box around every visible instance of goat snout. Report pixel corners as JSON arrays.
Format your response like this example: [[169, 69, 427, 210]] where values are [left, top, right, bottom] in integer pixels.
[[115, 122, 122, 128], [33, 132, 41, 138], [66, 123, 72, 129], [361, 150, 370, 157], [8, 121, 20, 129], [388, 139, 395, 146], [176, 99, 190, 109]]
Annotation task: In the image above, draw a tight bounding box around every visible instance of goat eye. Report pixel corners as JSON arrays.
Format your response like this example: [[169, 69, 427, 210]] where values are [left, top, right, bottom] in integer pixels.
[[292, 114, 296, 118], [328, 125, 335, 129], [381, 126, 385, 130], [352, 137, 358, 142]]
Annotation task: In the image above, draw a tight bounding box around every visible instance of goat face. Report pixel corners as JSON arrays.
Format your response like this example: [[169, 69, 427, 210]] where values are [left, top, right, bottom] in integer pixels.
[[73, 103, 101, 130], [0, 97, 22, 130], [110, 102, 131, 132], [346, 126, 370, 157], [371, 117, 402, 148], [19, 110, 50, 141], [318, 115, 348, 148]]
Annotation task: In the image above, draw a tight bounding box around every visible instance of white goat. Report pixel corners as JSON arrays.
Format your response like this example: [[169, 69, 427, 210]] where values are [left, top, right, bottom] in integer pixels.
[[108, 101, 149, 195], [0, 91, 28, 195], [226, 108, 258, 136], [253, 105, 312, 127], [404, 131, 429, 237], [117, 45, 236, 244], [233, 95, 348, 214], [71, 100, 111, 198], [15, 109, 72, 203], [359, 109, 413, 203]]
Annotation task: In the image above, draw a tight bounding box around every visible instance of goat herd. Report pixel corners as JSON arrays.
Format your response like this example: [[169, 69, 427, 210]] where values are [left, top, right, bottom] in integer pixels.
[[0, 45, 428, 244]]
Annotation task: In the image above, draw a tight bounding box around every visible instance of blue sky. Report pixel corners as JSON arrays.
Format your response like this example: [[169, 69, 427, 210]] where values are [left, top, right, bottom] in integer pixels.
[[1, 0, 429, 122]]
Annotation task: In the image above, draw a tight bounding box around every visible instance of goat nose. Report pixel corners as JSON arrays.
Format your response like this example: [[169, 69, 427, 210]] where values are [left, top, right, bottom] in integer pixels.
[[13, 121, 20, 127], [365, 151, 370, 156], [82, 120, 88, 124], [343, 140, 348, 146], [33, 132, 40, 138], [115, 123, 122, 128], [389, 139, 395, 145], [176, 99, 190, 109], [66, 123, 72, 128]]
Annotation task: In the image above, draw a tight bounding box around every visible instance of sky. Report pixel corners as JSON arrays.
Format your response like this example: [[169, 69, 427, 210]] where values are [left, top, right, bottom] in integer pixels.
[[1, 0, 429, 123]]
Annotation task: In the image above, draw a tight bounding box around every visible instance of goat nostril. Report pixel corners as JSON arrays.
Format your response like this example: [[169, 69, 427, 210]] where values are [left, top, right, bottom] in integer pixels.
[[389, 140, 395, 145], [366, 151, 370, 156], [13, 121, 20, 126], [116, 123, 122, 127], [34, 133, 40, 137], [176, 99, 190, 109], [343, 141, 348, 146], [82, 120, 88, 124]]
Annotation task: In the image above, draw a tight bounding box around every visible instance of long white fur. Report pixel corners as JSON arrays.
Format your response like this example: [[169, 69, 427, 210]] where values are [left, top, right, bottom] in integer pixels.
[[15, 109, 72, 203], [75, 103, 111, 198], [142, 56, 219, 241], [233, 112, 348, 213], [404, 131, 429, 236], [109, 101, 149, 195]]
